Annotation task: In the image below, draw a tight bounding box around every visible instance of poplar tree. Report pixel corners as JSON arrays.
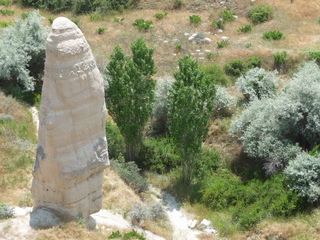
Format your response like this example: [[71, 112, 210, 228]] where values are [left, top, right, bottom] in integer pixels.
[[106, 38, 156, 161], [168, 55, 216, 184]]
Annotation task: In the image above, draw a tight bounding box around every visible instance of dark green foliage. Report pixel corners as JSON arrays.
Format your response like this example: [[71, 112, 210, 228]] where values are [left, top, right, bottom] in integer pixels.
[[263, 30, 284, 40], [139, 137, 181, 173], [247, 56, 262, 69], [212, 19, 225, 29], [19, 0, 138, 14], [201, 170, 302, 230], [238, 24, 252, 33], [201, 169, 243, 210], [0, 203, 14, 220], [154, 12, 168, 19], [106, 38, 156, 161], [308, 51, 320, 64], [248, 4, 273, 24], [224, 59, 247, 76], [19, 0, 73, 13], [111, 158, 149, 192], [200, 64, 229, 86], [273, 51, 290, 72], [0, 0, 11, 6], [105, 120, 125, 159], [189, 15, 202, 26], [194, 149, 221, 180], [168, 55, 216, 183], [132, 19, 153, 31], [97, 27, 107, 34], [72, 0, 93, 14], [217, 40, 229, 48], [0, 9, 14, 15]]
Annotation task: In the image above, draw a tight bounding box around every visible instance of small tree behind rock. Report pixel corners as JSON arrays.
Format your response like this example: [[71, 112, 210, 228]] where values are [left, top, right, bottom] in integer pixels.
[[106, 38, 156, 162]]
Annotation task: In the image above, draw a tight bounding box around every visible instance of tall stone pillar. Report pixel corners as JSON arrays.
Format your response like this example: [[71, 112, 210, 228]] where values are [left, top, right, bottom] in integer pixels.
[[30, 17, 109, 229]]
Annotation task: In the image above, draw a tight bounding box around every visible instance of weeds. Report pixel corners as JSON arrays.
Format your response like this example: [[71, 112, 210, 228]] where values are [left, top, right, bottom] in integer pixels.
[[217, 40, 229, 48], [212, 19, 225, 29], [273, 51, 290, 72], [0, 0, 10, 6], [97, 27, 107, 34], [189, 15, 202, 26], [132, 19, 153, 31], [263, 31, 284, 40], [154, 12, 168, 19], [114, 17, 125, 23], [173, 0, 184, 9], [0, 21, 10, 28], [238, 24, 252, 33], [0, 9, 14, 15], [220, 9, 236, 22], [90, 14, 102, 21]]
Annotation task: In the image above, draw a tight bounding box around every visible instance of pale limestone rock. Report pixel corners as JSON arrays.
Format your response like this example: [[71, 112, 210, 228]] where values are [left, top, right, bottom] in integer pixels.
[[30, 17, 109, 228]]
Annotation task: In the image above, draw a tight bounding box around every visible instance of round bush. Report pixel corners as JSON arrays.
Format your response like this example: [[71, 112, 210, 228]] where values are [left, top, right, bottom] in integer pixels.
[[285, 152, 320, 203], [224, 59, 247, 76], [248, 4, 273, 24], [236, 67, 279, 101]]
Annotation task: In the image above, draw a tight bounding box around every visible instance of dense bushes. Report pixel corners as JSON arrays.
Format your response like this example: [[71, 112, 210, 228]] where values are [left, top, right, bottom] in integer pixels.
[[201, 170, 302, 230], [235, 68, 279, 101], [0, 11, 48, 101], [139, 138, 180, 173], [231, 62, 320, 174], [105, 120, 125, 159], [224, 59, 247, 76], [224, 57, 263, 77], [18, 0, 139, 14], [201, 64, 229, 86]]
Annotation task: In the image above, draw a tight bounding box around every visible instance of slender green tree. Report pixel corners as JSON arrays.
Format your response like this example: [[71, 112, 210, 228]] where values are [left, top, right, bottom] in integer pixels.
[[106, 38, 156, 161], [168, 55, 216, 184]]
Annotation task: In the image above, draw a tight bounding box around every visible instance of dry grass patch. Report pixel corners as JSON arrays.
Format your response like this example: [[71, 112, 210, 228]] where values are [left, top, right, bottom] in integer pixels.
[[102, 167, 142, 214], [0, 91, 36, 206]]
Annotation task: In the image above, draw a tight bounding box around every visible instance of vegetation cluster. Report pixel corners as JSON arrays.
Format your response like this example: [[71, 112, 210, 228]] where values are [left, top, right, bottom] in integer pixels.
[[2, 0, 320, 239]]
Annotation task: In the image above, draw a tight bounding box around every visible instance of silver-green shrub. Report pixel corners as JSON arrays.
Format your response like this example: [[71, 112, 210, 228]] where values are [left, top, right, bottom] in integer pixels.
[[213, 86, 237, 116], [153, 75, 175, 120], [231, 62, 320, 174], [0, 11, 48, 91], [285, 152, 320, 203], [0, 203, 14, 219], [236, 67, 279, 101]]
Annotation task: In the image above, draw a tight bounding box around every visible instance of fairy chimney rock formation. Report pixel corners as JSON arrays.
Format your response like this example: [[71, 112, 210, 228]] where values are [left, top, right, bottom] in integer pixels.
[[30, 17, 109, 229]]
